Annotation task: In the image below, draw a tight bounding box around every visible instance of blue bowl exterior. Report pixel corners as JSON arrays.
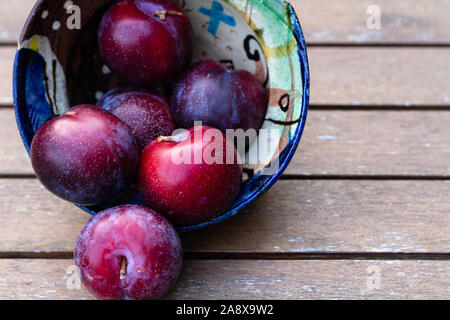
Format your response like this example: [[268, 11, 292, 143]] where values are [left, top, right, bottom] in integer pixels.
[[13, 2, 309, 232]]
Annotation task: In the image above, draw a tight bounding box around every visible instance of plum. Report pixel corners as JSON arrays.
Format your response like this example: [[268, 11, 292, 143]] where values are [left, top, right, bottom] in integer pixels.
[[98, 87, 176, 151], [171, 59, 268, 134], [98, 0, 193, 87], [75, 205, 182, 300], [30, 105, 139, 206], [139, 126, 242, 226]]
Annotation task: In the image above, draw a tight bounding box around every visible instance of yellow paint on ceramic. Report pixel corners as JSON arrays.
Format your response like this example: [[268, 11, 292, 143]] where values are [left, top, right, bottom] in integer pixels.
[[261, 37, 297, 59], [29, 37, 39, 53], [224, 0, 296, 60]]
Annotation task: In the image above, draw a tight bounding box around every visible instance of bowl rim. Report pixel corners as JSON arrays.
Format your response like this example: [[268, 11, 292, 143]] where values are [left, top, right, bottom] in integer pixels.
[[13, 0, 310, 232]]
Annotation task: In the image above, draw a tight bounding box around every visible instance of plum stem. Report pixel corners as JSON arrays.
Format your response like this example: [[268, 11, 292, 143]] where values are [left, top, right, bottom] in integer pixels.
[[120, 257, 127, 280], [224, 62, 234, 70], [153, 10, 183, 21], [158, 130, 190, 143], [158, 136, 177, 143]]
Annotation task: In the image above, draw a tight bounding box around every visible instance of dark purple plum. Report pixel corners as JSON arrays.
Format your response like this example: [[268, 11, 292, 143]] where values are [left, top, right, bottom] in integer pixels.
[[171, 59, 268, 134], [98, 0, 193, 87], [75, 205, 183, 300], [98, 87, 176, 151], [30, 105, 139, 206]]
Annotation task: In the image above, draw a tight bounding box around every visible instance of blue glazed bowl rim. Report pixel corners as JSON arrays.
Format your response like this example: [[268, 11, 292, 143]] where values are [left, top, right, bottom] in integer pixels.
[[13, 1, 309, 232]]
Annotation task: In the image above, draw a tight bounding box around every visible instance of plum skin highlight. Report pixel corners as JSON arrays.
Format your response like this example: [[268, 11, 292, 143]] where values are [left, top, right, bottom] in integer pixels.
[[139, 126, 243, 226], [30, 105, 139, 206], [171, 59, 268, 135], [98, 0, 193, 87], [74, 205, 183, 300], [97, 87, 176, 152]]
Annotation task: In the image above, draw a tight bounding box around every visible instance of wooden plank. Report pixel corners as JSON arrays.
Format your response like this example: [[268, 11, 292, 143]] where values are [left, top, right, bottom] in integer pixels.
[[182, 180, 450, 253], [0, 0, 35, 44], [0, 259, 448, 299], [173, 260, 450, 300], [2, 0, 450, 45], [2, 47, 450, 106], [295, 0, 450, 44], [0, 179, 89, 253], [1, 179, 449, 253], [0, 47, 15, 106], [308, 48, 450, 106], [1, 109, 449, 176], [0, 109, 31, 174], [287, 110, 450, 176]]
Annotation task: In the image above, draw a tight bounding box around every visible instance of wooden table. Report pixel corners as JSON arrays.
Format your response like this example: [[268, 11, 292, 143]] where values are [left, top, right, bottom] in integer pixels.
[[0, 0, 449, 300]]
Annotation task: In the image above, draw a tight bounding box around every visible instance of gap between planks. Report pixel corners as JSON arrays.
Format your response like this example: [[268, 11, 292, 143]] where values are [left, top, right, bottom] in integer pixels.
[[3, 42, 450, 47], [1, 251, 449, 261], [1, 174, 449, 181], [307, 43, 450, 48], [4, 104, 450, 111]]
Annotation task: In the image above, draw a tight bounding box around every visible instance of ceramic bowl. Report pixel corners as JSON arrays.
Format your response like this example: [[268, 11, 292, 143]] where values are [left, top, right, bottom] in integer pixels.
[[13, 0, 309, 231]]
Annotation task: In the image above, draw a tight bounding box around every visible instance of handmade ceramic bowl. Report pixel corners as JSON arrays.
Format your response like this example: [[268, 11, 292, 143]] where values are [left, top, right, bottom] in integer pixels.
[[14, 0, 309, 231]]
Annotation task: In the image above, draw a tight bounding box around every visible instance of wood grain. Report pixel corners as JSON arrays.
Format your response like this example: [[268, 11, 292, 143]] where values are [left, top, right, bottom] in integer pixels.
[[0, 47, 15, 106], [0, 179, 88, 253], [2, 0, 450, 45], [1, 178, 449, 253], [182, 179, 450, 253], [0, 109, 31, 174], [308, 48, 450, 106], [287, 110, 450, 176], [3, 46, 450, 106], [2, 109, 449, 176], [1, 259, 449, 299], [0, 0, 35, 44], [294, 0, 450, 44], [0, 0, 448, 302]]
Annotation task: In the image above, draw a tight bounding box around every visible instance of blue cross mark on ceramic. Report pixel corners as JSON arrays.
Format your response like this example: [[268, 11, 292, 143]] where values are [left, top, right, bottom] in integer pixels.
[[199, 1, 236, 36]]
